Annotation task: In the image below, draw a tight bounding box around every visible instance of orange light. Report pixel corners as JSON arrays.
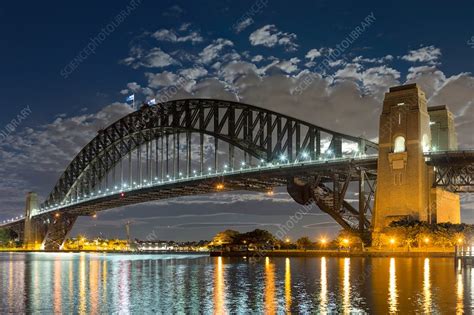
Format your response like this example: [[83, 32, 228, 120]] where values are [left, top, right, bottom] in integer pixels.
[[457, 238, 463, 244], [285, 238, 290, 243], [389, 238, 395, 245], [216, 183, 224, 190], [92, 214, 97, 219], [267, 190, 274, 196], [424, 237, 430, 244], [320, 238, 327, 244], [54, 213, 60, 218], [343, 238, 349, 245]]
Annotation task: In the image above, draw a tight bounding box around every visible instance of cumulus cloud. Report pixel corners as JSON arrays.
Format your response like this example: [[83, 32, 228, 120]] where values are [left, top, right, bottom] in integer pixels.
[[249, 25, 298, 51], [152, 28, 203, 44], [234, 17, 253, 33], [401, 45, 442, 64], [198, 38, 234, 64], [121, 47, 179, 69], [305, 48, 322, 61]]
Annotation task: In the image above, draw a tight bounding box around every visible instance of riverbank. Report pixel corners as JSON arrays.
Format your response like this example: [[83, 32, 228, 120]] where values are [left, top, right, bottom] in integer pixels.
[[210, 249, 455, 258], [0, 249, 208, 255]]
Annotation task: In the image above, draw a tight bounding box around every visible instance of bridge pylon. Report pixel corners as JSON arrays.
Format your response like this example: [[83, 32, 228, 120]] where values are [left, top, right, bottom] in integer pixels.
[[373, 84, 460, 231], [24, 192, 45, 250]]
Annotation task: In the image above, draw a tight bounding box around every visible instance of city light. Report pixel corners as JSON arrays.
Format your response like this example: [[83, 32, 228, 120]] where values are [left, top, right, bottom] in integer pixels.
[[216, 183, 224, 190], [285, 238, 290, 243], [320, 238, 327, 245], [389, 238, 396, 245]]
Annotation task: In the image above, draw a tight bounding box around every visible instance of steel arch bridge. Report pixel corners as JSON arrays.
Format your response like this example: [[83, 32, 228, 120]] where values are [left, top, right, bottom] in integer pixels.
[[1, 99, 473, 250]]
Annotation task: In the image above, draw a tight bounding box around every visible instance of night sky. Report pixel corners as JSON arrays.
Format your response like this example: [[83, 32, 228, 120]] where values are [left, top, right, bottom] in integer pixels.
[[0, 0, 473, 240]]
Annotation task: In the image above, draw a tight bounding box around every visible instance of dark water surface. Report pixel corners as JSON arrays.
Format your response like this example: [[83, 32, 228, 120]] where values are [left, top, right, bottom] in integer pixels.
[[0, 253, 471, 314]]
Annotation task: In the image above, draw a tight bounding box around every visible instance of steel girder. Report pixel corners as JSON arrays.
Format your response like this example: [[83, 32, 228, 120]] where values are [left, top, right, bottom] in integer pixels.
[[287, 162, 377, 237], [44, 99, 378, 208], [426, 151, 474, 192]]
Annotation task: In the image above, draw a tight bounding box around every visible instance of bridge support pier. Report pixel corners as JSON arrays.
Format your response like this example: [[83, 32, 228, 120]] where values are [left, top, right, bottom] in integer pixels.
[[24, 192, 46, 250]]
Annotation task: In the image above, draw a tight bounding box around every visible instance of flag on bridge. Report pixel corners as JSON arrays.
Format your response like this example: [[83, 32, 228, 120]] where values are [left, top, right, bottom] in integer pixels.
[[126, 94, 135, 110]]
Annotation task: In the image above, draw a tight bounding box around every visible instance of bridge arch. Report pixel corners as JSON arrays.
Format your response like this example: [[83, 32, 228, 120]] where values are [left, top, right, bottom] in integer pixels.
[[43, 99, 377, 208]]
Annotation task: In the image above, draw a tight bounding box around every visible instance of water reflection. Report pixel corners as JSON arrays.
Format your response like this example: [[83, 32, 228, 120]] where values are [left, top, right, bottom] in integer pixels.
[[388, 257, 398, 313], [285, 258, 291, 312], [423, 258, 432, 313], [213, 256, 226, 314], [0, 254, 471, 313], [456, 260, 463, 315], [264, 257, 276, 313], [320, 257, 328, 313], [342, 258, 350, 314]]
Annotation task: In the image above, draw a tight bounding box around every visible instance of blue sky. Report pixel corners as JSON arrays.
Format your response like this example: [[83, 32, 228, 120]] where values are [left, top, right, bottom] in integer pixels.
[[0, 0, 473, 240]]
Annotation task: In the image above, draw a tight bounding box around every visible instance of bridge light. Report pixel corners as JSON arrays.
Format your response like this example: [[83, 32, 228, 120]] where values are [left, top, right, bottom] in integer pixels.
[[285, 238, 290, 243], [55, 213, 60, 218], [279, 154, 287, 162], [320, 238, 327, 245], [327, 149, 333, 155], [224, 164, 228, 169], [432, 146, 437, 152], [241, 161, 245, 166], [389, 238, 396, 245], [301, 152, 309, 159], [120, 192, 125, 198]]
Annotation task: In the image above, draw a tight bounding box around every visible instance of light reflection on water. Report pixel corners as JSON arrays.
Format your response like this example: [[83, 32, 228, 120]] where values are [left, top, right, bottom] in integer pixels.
[[0, 253, 473, 313]]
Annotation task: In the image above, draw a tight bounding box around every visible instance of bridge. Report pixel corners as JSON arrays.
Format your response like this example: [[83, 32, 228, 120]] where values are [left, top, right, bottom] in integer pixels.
[[1, 84, 473, 250]]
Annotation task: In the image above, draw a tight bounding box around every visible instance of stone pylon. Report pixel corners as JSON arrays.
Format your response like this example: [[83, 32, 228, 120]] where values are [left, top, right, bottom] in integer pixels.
[[24, 192, 42, 249]]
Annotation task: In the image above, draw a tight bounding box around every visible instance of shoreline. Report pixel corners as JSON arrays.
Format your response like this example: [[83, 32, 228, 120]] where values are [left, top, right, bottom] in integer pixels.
[[210, 250, 455, 258], [0, 249, 456, 258]]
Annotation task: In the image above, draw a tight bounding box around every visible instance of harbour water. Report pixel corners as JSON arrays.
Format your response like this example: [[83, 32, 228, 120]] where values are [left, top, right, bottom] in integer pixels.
[[0, 252, 470, 313]]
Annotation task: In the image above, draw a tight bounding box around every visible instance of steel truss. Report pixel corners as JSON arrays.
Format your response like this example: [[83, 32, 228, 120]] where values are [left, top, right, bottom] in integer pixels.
[[287, 162, 377, 240], [44, 99, 377, 208], [426, 151, 474, 193]]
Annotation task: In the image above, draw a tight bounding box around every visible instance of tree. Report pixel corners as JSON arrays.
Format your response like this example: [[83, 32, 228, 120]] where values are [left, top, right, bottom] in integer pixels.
[[0, 229, 11, 245], [211, 230, 239, 246], [235, 229, 276, 249], [296, 237, 313, 250]]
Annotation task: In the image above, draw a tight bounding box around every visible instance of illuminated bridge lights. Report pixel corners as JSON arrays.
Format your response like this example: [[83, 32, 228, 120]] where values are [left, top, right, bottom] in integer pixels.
[[1, 154, 380, 223]]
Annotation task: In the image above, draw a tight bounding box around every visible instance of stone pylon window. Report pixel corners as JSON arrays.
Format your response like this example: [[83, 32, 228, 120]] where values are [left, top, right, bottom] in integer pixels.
[[393, 136, 406, 153]]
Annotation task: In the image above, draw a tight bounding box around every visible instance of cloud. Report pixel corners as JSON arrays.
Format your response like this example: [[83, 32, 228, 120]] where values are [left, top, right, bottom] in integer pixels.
[[234, 17, 253, 33], [152, 28, 203, 44], [249, 25, 298, 51], [305, 48, 322, 61], [198, 38, 234, 64], [401, 45, 442, 64], [121, 47, 179, 69], [162, 5, 184, 17]]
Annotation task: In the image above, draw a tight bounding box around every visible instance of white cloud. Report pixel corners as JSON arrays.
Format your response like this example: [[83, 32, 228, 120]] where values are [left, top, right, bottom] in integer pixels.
[[234, 17, 253, 33], [152, 28, 203, 44], [401, 45, 442, 64], [198, 38, 234, 64], [249, 25, 298, 51], [251, 55, 264, 62], [121, 47, 179, 69], [305, 48, 322, 61]]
